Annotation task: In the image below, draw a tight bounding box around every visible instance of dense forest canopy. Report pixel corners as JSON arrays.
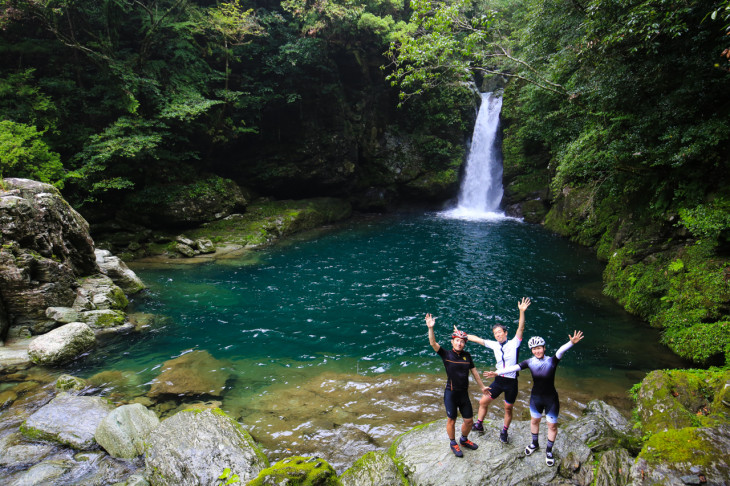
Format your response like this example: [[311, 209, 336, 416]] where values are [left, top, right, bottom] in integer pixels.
[[1, 0, 728, 363]]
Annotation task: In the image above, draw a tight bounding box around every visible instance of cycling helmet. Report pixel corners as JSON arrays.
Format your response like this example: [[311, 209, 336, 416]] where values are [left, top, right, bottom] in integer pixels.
[[452, 330, 468, 341], [528, 336, 546, 349]]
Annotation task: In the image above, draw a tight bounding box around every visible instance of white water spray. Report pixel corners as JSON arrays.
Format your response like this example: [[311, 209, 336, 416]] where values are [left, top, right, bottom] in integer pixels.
[[444, 92, 509, 221]]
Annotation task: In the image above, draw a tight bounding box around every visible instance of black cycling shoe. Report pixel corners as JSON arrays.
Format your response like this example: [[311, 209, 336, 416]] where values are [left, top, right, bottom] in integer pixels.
[[499, 429, 508, 443], [459, 438, 479, 450], [472, 421, 484, 432], [450, 443, 464, 457]]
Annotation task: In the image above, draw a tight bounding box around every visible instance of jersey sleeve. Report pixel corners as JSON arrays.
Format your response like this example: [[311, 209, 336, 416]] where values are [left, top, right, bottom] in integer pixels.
[[555, 341, 574, 360], [436, 346, 446, 358]]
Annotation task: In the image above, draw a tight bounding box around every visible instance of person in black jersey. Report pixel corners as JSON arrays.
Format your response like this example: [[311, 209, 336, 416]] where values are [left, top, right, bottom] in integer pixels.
[[426, 313, 489, 457], [486, 330, 584, 467]]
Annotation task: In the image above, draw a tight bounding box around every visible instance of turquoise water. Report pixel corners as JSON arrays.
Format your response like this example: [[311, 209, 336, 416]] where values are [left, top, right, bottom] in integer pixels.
[[66, 211, 687, 467], [74, 211, 684, 383]]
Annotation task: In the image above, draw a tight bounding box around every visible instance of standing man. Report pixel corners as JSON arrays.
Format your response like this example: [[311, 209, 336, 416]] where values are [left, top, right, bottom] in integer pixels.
[[485, 330, 585, 466], [458, 297, 531, 443], [426, 313, 488, 457]]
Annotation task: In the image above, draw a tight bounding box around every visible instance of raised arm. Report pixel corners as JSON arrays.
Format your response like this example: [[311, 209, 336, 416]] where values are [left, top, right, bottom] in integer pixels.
[[514, 297, 531, 341], [426, 313, 440, 352], [556, 330, 584, 359]]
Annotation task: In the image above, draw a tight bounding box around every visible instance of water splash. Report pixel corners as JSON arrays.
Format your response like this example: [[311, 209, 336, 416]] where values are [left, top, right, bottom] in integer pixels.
[[444, 92, 513, 221]]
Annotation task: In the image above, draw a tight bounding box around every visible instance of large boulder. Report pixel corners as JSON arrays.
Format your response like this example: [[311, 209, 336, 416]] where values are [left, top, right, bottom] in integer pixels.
[[148, 350, 232, 398], [118, 176, 249, 228], [95, 403, 160, 459], [20, 392, 114, 450], [95, 249, 146, 294], [144, 408, 269, 485], [0, 178, 98, 334], [391, 418, 592, 485], [27, 322, 95, 365], [562, 399, 639, 452]]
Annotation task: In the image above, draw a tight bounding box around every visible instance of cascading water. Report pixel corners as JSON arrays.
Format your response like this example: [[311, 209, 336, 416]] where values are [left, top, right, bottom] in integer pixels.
[[444, 91, 507, 220]]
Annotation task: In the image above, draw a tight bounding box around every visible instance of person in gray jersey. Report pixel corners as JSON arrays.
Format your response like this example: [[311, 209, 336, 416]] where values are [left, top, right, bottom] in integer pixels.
[[455, 297, 530, 443], [486, 330, 584, 466]]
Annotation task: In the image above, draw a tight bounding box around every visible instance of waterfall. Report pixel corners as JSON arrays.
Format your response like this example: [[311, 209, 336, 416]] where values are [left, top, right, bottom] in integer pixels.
[[444, 92, 507, 220]]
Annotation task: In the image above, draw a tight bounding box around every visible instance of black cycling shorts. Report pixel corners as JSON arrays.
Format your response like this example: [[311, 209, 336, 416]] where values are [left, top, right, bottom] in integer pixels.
[[486, 376, 519, 404], [444, 388, 474, 420]]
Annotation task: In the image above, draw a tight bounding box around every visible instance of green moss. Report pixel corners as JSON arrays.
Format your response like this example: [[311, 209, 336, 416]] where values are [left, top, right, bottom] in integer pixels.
[[247, 456, 339, 486], [639, 428, 717, 467]]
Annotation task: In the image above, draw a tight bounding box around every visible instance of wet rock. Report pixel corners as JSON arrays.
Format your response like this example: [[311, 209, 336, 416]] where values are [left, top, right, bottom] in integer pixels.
[[175, 242, 196, 257], [636, 369, 709, 434], [0, 432, 55, 468], [391, 418, 592, 485], [20, 392, 114, 450], [248, 456, 338, 486], [0, 337, 33, 374], [27, 322, 95, 365], [7, 458, 74, 486], [144, 408, 268, 485], [115, 474, 150, 486], [339, 450, 404, 486], [95, 249, 146, 294], [56, 374, 88, 391], [0, 389, 18, 409], [95, 404, 160, 459], [148, 350, 231, 398]]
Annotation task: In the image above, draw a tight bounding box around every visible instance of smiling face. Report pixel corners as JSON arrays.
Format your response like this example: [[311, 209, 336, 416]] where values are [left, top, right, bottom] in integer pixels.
[[452, 337, 466, 351], [492, 326, 508, 344], [531, 345, 545, 359]]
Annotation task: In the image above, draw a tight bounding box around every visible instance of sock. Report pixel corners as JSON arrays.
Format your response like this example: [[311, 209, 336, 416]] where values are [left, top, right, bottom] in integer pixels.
[[546, 439, 554, 453], [502, 425, 509, 432], [475, 419, 483, 425], [450, 439, 457, 445], [460, 435, 468, 442], [531, 433, 539, 447]]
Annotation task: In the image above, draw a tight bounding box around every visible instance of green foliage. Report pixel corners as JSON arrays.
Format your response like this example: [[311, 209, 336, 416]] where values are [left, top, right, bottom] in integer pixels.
[[217, 467, 240, 486], [678, 198, 730, 241], [0, 120, 64, 185]]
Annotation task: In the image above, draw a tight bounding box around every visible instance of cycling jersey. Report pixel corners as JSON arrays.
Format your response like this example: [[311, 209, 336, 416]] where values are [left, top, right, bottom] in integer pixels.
[[437, 347, 475, 391], [483, 336, 521, 379]]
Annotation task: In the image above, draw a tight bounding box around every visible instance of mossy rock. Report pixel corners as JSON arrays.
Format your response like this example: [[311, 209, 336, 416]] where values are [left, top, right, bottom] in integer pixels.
[[55, 374, 87, 391], [636, 369, 730, 435], [247, 456, 339, 486], [339, 450, 407, 486]]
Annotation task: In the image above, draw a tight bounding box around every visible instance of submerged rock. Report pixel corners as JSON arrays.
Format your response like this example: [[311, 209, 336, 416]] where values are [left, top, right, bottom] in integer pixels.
[[148, 350, 231, 398], [20, 392, 114, 450], [95, 403, 160, 459], [27, 322, 95, 365], [144, 408, 268, 485], [55, 374, 88, 391]]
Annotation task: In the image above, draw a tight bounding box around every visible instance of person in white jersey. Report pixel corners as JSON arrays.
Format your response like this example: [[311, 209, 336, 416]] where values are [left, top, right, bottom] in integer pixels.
[[485, 330, 585, 466], [455, 297, 530, 443]]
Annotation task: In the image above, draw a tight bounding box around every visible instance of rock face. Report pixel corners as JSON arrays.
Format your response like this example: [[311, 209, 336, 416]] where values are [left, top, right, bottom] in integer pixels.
[[27, 322, 96, 365], [0, 178, 98, 336], [95, 403, 160, 459], [339, 450, 403, 486], [390, 419, 592, 485], [20, 392, 114, 450], [148, 350, 232, 398], [144, 408, 269, 485], [248, 456, 339, 486]]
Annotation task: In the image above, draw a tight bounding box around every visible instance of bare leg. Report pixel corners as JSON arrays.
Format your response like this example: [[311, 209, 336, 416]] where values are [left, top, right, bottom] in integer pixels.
[[478, 393, 494, 421], [462, 418, 474, 438], [547, 422, 558, 442], [447, 417, 456, 440], [503, 402, 514, 428], [530, 417, 541, 435]]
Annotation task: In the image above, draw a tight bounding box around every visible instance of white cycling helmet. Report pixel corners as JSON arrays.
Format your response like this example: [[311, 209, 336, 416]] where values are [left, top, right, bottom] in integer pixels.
[[528, 336, 546, 349]]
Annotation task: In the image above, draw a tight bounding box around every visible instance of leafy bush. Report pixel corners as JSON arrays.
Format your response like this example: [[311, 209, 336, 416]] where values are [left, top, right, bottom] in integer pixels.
[[0, 120, 64, 185]]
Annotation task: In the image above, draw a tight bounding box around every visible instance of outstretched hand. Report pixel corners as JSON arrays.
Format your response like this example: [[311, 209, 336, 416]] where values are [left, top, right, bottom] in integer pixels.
[[425, 313, 436, 329], [518, 297, 531, 312], [483, 370, 498, 378], [569, 330, 584, 344]]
